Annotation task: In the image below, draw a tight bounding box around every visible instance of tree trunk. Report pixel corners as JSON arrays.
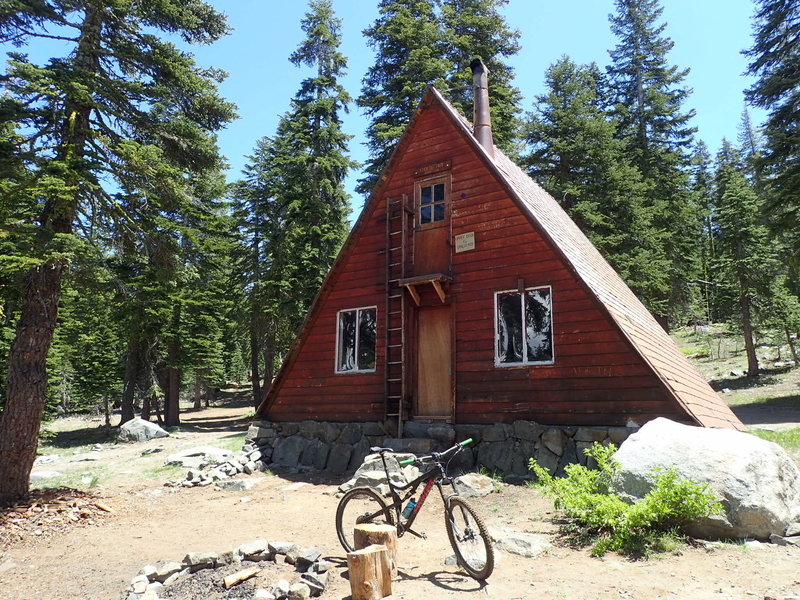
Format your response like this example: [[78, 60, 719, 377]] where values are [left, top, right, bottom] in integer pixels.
[[164, 358, 181, 426], [121, 333, 141, 424], [740, 294, 759, 377], [786, 327, 799, 366], [0, 263, 66, 504], [250, 311, 262, 407], [193, 372, 202, 410], [0, 2, 102, 504]]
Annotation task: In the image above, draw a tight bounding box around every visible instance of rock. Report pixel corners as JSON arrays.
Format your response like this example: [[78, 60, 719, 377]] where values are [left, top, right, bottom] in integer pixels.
[[269, 541, 297, 556], [512, 420, 545, 441], [541, 428, 565, 456], [182, 551, 218, 572], [311, 560, 333, 573], [145, 582, 163, 595], [272, 578, 291, 599], [272, 436, 308, 468], [453, 473, 496, 498], [337, 423, 363, 445], [154, 561, 182, 582], [786, 522, 800, 536], [477, 440, 514, 473], [118, 417, 169, 442], [288, 582, 311, 600], [163, 568, 189, 586], [339, 452, 413, 493], [769, 534, 800, 547], [29, 470, 62, 482], [532, 447, 559, 475], [130, 574, 149, 594], [612, 417, 800, 540], [215, 478, 264, 492], [139, 565, 157, 582], [326, 443, 353, 474], [347, 437, 371, 472], [255, 589, 277, 600], [444, 553, 458, 565], [294, 547, 322, 570], [492, 528, 551, 557], [510, 440, 537, 476], [301, 571, 328, 596], [383, 437, 434, 454], [482, 423, 510, 442], [574, 427, 608, 443], [235, 539, 269, 561], [299, 438, 329, 471]]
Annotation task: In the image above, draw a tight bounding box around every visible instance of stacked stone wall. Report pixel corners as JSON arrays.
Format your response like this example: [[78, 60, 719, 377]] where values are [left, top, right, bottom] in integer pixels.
[[244, 420, 636, 481]]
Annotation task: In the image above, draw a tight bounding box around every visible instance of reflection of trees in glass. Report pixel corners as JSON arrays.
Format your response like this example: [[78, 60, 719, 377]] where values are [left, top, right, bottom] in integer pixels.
[[496, 287, 552, 364], [526, 289, 552, 361], [338, 307, 377, 372], [497, 293, 523, 363], [358, 309, 377, 370]]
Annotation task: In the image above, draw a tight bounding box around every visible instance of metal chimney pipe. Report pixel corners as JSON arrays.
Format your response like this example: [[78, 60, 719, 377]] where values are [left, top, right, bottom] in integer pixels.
[[470, 57, 494, 158]]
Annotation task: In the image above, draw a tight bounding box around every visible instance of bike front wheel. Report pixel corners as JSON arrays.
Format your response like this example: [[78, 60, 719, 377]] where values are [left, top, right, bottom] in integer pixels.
[[335, 486, 396, 553], [444, 496, 494, 580]]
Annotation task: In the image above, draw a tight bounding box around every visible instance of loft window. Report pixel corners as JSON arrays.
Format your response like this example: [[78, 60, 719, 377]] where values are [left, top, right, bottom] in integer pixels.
[[419, 181, 446, 225], [336, 306, 377, 373], [495, 286, 553, 366]]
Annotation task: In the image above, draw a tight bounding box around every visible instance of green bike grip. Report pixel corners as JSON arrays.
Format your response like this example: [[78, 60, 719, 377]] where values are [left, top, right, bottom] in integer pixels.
[[398, 457, 415, 465], [459, 438, 474, 446]]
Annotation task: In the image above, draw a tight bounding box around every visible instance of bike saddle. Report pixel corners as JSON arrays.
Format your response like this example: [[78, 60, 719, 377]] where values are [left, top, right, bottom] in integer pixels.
[[370, 446, 395, 453]]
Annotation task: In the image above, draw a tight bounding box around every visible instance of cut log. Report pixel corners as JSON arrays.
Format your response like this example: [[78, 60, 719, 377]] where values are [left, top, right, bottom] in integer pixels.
[[223, 566, 261, 589], [346, 544, 392, 600], [353, 523, 398, 578]]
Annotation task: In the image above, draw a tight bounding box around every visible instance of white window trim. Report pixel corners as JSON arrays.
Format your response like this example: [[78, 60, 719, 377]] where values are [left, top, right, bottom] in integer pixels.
[[335, 305, 378, 374], [493, 285, 555, 367]]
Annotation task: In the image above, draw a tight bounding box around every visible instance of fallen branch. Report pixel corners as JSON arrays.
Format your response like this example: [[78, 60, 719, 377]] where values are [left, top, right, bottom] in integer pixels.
[[223, 566, 261, 589]]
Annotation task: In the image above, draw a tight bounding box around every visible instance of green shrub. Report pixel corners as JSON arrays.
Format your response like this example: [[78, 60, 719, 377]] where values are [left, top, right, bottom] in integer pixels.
[[529, 443, 723, 557]]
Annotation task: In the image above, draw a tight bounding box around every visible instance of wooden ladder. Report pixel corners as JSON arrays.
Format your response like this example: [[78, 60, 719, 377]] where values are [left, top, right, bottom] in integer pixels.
[[384, 194, 411, 434]]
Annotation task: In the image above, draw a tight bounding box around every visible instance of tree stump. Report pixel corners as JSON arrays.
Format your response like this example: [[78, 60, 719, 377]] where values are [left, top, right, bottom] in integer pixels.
[[347, 544, 392, 600], [353, 523, 398, 578]]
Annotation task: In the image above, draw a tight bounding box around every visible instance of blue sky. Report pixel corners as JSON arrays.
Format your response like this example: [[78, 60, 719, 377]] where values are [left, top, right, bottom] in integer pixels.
[[184, 0, 761, 214], [13, 1, 762, 214]]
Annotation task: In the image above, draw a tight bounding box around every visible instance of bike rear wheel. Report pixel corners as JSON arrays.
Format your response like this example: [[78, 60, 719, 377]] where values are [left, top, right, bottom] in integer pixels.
[[444, 496, 494, 580], [335, 487, 396, 552]]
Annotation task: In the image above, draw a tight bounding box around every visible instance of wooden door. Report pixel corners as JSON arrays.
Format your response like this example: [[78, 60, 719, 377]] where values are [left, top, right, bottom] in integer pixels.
[[414, 178, 450, 275], [415, 306, 453, 419]]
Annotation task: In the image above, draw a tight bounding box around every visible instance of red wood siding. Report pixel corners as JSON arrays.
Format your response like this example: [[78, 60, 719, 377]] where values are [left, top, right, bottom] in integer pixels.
[[264, 96, 688, 427]]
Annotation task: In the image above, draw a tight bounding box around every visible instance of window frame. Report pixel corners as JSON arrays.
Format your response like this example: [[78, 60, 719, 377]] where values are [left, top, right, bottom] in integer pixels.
[[493, 285, 555, 367], [335, 305, 378, 374], [415, 177, 449, 228]]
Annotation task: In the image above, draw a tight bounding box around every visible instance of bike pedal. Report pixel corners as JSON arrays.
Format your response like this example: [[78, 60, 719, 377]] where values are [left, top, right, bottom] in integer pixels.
[[406, 528, 427, 540]]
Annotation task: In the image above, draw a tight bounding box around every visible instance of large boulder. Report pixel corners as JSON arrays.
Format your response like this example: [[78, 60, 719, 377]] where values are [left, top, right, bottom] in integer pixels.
[[338, 452, 419, 494], [612, 418, 800, 540], [118, 417, 169, 442]]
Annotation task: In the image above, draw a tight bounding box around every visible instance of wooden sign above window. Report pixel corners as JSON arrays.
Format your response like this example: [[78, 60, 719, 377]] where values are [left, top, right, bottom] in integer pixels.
[[414, 160, 451, 178]]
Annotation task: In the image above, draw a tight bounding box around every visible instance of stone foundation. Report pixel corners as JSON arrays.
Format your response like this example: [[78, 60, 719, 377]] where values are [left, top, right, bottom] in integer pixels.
[[243, 419, 636, 482]]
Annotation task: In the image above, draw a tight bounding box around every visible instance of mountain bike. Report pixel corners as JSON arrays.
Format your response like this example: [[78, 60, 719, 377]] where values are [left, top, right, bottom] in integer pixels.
[[335, 438, 494, 580]]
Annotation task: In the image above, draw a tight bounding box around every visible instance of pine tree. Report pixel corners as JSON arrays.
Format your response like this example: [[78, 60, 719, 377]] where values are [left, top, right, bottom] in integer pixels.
[[606, 0, 700, 323], [745, 0, 800, 244], [440, 0, 522, 156], [0, 0, 235, 503], [357, 0, 450, 194], [713, 141, 778, 376], [524, 56, 668, 308], [235, 0, 354, 405]]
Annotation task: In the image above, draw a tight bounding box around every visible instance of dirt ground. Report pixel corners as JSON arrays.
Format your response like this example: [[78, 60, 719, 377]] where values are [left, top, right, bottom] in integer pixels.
[[2, 399, 800, 600]]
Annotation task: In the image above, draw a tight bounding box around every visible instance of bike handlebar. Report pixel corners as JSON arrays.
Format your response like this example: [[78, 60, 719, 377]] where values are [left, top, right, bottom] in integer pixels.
[[397, 438, 473, 466]]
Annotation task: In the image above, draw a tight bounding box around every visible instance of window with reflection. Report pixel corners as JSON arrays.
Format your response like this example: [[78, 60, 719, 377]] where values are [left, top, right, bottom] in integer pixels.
[[495, 286, 553, 366], [336, 307, 377, 373], [419, 181, 446, 225]]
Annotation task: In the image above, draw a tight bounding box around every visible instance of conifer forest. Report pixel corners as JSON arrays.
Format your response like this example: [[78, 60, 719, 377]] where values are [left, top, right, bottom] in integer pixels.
[[0, 0, 798, 501]]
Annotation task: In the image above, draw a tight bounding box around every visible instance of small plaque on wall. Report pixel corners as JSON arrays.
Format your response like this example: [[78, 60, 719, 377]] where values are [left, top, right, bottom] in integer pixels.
[[455, 231, 475, 253]]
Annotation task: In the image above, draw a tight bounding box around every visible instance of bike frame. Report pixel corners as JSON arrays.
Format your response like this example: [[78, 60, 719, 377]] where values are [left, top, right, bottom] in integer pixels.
[[376, 451, 458, 538]]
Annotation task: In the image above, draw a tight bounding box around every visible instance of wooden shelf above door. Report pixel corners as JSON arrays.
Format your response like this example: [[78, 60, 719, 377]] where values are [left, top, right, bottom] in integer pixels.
[[398, 273, 452, 305]]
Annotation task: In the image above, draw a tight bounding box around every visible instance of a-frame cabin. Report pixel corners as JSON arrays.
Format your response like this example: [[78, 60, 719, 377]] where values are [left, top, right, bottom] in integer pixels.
[[257, 60, 744, 433]]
